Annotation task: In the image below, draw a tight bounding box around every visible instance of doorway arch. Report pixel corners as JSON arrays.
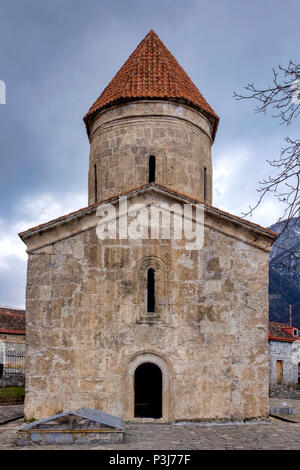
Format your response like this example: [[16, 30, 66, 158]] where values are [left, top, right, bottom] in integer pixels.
[[134, 363, 162, 418], [125, 352, 173, 421]]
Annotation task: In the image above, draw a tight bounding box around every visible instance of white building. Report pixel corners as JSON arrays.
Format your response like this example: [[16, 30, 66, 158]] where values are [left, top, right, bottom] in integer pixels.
[[269, 322, 300, 385], [0, 306, 25, 387]]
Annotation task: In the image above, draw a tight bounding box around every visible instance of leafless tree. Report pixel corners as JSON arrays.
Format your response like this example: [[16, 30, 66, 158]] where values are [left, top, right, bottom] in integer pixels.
[[234, 60, 300, 267]]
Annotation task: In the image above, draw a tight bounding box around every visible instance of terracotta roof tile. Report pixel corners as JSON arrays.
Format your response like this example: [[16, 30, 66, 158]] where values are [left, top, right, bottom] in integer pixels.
[[268, 321, 296, 342], [0, 307, 25, 334], [84, 30, 219, 140]]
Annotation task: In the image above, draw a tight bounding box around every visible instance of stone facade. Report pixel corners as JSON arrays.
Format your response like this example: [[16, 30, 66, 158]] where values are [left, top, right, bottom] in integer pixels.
[[88, 101, 213, 205], [269, 340, 300, 384], [18, 430, 123, 446], [21, 185, 275, 422], [19, 31, 277, 423]]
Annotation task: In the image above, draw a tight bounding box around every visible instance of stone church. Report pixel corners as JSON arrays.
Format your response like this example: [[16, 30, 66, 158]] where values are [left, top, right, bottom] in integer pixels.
[[20, 30, 277, 422]]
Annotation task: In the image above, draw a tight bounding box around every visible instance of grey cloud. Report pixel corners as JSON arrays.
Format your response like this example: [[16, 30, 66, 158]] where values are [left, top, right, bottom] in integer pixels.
[[0, 0, 299, 306]]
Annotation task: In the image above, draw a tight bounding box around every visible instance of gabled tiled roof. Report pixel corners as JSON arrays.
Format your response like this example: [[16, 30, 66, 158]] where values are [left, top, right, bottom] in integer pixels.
[[84, 30, 219, 140], [0, 307, 25, 335], [19, 182, 278, 240], [268, 321, 297, 342]]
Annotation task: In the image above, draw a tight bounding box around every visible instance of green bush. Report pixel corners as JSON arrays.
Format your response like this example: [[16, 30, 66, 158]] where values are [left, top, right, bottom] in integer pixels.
[[0, 386, 25, 403]]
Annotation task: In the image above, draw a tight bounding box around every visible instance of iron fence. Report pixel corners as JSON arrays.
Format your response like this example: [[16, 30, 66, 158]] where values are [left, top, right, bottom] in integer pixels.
[[2, 350, 25, 375]]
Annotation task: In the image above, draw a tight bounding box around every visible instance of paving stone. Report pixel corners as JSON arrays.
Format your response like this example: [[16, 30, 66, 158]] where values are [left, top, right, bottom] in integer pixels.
[[0, 405, 24, 425], [0, 418, 299, 449]]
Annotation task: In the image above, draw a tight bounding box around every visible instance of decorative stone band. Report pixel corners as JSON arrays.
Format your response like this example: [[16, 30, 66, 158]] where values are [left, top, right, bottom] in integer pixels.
[[88, 100, 214, 143]]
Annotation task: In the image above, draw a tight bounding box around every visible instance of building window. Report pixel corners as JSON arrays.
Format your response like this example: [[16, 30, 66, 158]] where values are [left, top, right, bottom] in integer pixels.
[[204, 167, 207, 202], [94, 163, 98, 203], [147, 268, 155, 312], [149, 156, 156, 183]]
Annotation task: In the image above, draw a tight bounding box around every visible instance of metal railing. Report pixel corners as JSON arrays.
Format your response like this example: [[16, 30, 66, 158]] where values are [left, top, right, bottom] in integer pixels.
[[1, 350, 25, 375]]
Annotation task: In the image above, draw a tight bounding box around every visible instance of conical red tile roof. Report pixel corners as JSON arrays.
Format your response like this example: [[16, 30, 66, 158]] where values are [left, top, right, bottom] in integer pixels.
[[84, 30, 219, 140]]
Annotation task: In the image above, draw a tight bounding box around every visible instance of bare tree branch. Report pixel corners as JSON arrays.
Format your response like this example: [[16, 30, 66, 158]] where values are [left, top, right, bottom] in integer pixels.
[[234, 61, 300, 267], [234, 60, 300, 124]]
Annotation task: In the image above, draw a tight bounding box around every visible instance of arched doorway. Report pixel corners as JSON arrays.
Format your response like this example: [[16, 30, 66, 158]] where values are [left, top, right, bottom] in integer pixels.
[[126, 352, 172, 421], [134, 362, 162, 418]]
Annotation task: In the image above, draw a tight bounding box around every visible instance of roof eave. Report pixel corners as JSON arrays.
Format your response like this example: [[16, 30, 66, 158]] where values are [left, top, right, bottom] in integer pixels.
[[268, 335, 295, 342], [0, 329, 25, 335], [19, 183, 278, 245], [83, 96, 219, 142]]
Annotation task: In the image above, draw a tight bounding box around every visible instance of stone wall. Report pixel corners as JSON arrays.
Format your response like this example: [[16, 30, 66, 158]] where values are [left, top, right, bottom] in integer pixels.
[[269, 340, 300, 384], [0, 338, 25, 354], [18, 430, 123, 446], [0, 374, 25, 388], [23, 191, 273, 422], [88, 101, 213, 205]]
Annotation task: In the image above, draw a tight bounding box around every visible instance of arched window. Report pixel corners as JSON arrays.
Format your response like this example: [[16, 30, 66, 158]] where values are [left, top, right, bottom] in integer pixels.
[[149, 155, 156, 183], [94, 163, 98, 203], [147, 268, 155, 312]]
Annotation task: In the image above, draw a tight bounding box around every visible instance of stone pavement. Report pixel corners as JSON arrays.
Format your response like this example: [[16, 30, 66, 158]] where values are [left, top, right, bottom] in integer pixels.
[[270, 385, 300, 400], [0, 405, 24, 425], [1, 417, 300, 450], [269, 397, 300, 422]]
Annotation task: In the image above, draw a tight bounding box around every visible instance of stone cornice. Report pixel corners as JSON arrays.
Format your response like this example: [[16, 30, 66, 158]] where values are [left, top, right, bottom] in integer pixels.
[[19, 183, 278, 253], [89, 100, 213, 143]]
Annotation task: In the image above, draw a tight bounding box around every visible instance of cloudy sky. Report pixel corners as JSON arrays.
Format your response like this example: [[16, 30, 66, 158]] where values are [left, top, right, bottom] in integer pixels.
[[0, 0, 299, 308]]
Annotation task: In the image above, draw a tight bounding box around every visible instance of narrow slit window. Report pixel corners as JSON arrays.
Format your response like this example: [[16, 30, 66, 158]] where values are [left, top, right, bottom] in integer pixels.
[[149, 156, 156, 183], [203, 167, 207, 202], [147, 268, 155, 313], [94, 163, 98, 203]]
